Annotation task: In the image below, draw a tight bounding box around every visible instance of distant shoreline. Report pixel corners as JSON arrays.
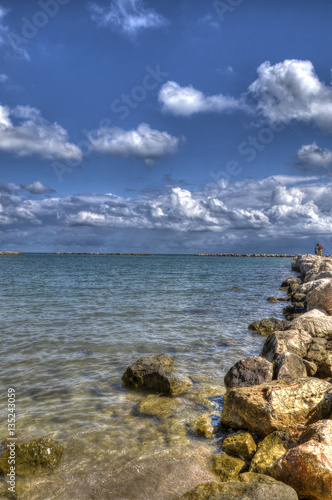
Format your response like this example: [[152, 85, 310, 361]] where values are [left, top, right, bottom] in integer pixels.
[[0, 252, 303, 257]]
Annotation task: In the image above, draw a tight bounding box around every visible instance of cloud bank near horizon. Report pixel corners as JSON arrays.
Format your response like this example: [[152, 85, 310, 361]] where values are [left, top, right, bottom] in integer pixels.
[[1, 175, 331, 253]]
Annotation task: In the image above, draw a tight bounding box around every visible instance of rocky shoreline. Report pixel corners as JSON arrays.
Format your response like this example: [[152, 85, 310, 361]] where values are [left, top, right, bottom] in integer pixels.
[[121, 254, 332, 499], [195, 253, 298, 257], [1, 254, 332, 499]]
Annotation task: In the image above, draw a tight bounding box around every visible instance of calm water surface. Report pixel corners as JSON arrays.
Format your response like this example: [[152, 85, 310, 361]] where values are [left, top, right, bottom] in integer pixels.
[[0, 255, 295, 498]]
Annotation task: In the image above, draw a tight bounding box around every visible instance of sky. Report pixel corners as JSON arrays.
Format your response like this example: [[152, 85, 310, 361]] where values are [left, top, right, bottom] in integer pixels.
[[1, 0, 332, 253]]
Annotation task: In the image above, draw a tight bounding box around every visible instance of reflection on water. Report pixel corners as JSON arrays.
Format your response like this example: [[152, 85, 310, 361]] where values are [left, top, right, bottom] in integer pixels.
[[0, 255, 294, 498]]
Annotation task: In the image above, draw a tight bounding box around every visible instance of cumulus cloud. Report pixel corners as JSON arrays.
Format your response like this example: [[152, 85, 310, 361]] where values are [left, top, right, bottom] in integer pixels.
[[0, 104, 83, 161], [248, 59, 332, 132], [1, 176, 332, 253], [21, 181, 55, 195], [159, 81, 244, 116], [87, 123, 181, 166], [296, 143, 332, 173], [88, 0, 167, 36]]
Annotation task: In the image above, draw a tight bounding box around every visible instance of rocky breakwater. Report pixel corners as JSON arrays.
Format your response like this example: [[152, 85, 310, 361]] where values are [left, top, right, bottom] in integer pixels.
[[181, 254, 332, 500]]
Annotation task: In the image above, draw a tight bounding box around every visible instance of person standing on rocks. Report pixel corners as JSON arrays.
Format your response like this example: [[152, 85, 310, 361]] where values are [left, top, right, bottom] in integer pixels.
[[315, 243, 319, 255], [318, 243, 323, 256]]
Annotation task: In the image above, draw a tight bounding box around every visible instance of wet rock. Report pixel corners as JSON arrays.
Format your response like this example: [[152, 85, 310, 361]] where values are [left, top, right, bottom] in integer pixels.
[[220, 377, 332, 437], [273, 352, 307, 380], [261, 329, 312, 362], [283, 304, 305, 320], [248, 318, 288, 335], [267, 297, 278, 303], [291, 292, 306, 303], [224, 356, 273, 389], [0, 438, 63, 477], [288, 281, 301, 294], [238, 472, 279, 483], [181, 480, 298, 499], [281, 278, 301, 288], [191, 415, 215, 439], [307, 280, 332, 315], [122, 353, 192, 396], [271, 420, 332, 500], [222, 432, 257, 462], [211, 452, 245, 481], [138, 394, 181, 418], [249, 433, 287, 475]]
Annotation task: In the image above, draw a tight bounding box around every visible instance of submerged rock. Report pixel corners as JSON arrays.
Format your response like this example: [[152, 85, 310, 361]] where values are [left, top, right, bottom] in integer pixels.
[[122, 353, 192, 396], [211, 452, 245, 481], [248, 318, 288, 335], [191, 415, 215, 439], [0, 437, 63, 477], [138, 394, 181, 418], [220, 377, 332, 437], [224, 356, 273, 389], [181, 480, 298, 499], [222, 432, 257, 462]]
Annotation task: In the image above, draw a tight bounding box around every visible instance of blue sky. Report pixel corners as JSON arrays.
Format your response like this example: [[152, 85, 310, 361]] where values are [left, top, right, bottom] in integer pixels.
[[1, 0, 332, 253]]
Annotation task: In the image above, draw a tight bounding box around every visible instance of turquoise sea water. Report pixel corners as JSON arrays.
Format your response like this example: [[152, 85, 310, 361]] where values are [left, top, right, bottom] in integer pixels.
[[0, 255, 294, 498]]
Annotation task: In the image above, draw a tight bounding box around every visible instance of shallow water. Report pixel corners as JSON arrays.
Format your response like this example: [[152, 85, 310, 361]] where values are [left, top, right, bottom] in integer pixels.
[[0, 255, 295, 498]]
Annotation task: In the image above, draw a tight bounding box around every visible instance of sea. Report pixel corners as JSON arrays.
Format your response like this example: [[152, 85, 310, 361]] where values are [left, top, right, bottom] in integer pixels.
[[0, 254, 295, 499]]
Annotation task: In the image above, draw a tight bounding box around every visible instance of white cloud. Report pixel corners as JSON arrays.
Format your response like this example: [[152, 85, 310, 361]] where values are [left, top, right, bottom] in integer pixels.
[[248, 59, 332, 132], [88, 0, 167, 36], [0, 73, 8, 83], [22, 181, 55, 195], [87, 123, 181, 166], [159, 81, 244, 116], [296, 143, 332, 172], [0, 104, 83, 161]]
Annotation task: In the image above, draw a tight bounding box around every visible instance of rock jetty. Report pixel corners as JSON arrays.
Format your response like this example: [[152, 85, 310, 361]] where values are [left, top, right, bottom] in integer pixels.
[[179, 254, 332, 500], [195, 253, 297, 257]]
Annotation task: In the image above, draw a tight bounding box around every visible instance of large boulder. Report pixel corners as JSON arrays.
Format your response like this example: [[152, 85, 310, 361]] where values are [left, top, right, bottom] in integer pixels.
[[273, 352, 307, 380], [181, 480, 298, 499], [271, 420, 332, 500], [307, 280, 332, 315], [224, 356, 273, 389], [281, 277, 301, 288], [299, 278, 331, 295], [122, 353, 192, 396], [220, 377, 332, 437], [261, 329, 312, 362], [286, 309, 332, 339], [0, 438, 63, 476], [248, 318, 288, 335]]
